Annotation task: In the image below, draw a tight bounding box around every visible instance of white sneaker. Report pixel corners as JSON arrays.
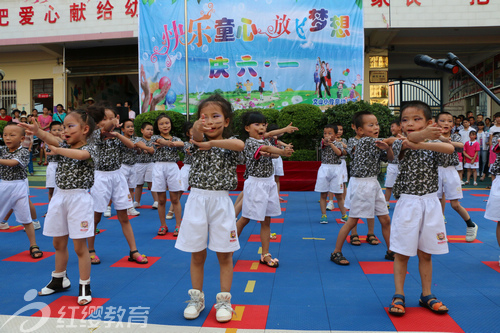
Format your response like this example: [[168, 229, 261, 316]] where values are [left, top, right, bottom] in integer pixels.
[[103, 206, 112, 217], [0, 222, 9, 230], [184, 289, 205, 319], [465, 223, 478, 242], [215, 292, 234, 323], [127, 207, 140, 216], [152, 201, 158, 209], [326, 201, 334, 211], [133, 201, 140, 208], [32, 220, 41, 230]]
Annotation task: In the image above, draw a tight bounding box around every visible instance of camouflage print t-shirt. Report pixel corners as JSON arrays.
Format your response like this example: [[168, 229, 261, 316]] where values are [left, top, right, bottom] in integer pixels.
[[0, 146, 29, 180], [188, 136, 242, 191], [392, 139, 439, 199], [55, 142, 94, 190]]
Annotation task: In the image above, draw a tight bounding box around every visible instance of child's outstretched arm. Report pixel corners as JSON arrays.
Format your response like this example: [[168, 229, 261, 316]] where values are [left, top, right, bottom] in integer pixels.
[[135, 141, 155, 154], [47, 144, 91, 160], [322, 138, 342, 156], [264, 122, 299, 138], [403, 140, 454, 154], [18, 122, 61, 147], [103, 131, 135, 149], [259, 145, 294, 157], [0, 159, 20, 167], [407, 123, 442, 143], [155, 138, 185, 148], [190, 138, 244, 152], [375, 140, 394, 162], [438, 135, 463, 149]]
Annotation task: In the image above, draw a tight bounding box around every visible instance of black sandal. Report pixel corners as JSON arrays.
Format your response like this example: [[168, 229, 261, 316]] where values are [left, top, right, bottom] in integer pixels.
[[350, 234, 361, 246], [330, 252, 349, 265], [29, 245, 43, 259], [128, 250, 148, 264], [388, 294, 406, 316], [385, 250, 395, 261], [366, 234, 379, 245]]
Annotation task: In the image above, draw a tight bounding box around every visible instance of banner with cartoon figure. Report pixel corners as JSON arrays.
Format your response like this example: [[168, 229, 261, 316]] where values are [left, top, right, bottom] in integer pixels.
[[139, 0, 364, 114]]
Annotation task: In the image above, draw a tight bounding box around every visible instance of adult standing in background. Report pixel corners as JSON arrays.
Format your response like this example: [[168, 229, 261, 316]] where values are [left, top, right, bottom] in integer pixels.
[[85, 97, 95, 107], [125, 101, 136, 120], [52, 104, 66, 123], [0, 108, 12, 122]]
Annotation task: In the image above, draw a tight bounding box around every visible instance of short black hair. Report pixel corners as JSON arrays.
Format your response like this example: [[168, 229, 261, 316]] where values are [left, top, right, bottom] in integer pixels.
[[267, 123, 279, 132], [391, 119, 401, 126], [324, 124, 338, 134], [183, 121, 193, 140], [436, 111, 452, 122], [49, 121, 62, 129], [352, 110, 374, 129], [477, 121, 485, 126], [400, 101, 432, 121], [141, 121, 153, 130], [469, 130, 477, 135], [56, 104, 64, 108]]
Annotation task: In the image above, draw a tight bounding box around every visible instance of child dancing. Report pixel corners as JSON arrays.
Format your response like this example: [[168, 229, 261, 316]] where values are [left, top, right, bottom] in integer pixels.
[[236, 111, 294, 268], [151, 114, 184, 236], [331, 111, 393, 265], [22, 111, 96, 305], [175, 94, 244, 323], [316, 124, 347, 224], [388, 101, 453, 316], [0, 123, 44, 259]]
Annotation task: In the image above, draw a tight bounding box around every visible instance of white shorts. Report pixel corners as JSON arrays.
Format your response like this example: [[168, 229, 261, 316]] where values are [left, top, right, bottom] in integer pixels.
[[272, 156, 284, 176], [135, 163, 153, 185], [180, 164, 191, 191], [464, 162, 479, 169], [0, 180, 31, 224], [175, 188, 240, 253], [390, 192, 449, 256], [455, 163, 463, 171], [340, 159, 348, 183], [344, 177, 389, 218], [45, 162, 58, 188], [25, 178, 30, 196], [91, 170, 133, 212], [314, 164, 344, 194], [485, 177, 500, 221], [43, 189, 94, 239], [151, 162, 182, 192], [120, 164, 136, 189], [384, 163, 399, 188], [242, 175, 281, 221], [437, 166, 463, 200]]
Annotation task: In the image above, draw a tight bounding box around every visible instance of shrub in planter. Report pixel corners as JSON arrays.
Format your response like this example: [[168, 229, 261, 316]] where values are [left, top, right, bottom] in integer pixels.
[[232, 108, 280, 138], [277, 104, 323, 150], [323, 101, 396, 139], [134, 111, 186, 138]]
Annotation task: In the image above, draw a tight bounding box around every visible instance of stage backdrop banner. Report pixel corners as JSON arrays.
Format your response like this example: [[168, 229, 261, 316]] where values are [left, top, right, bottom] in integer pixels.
[[139, 0, 364, 114]]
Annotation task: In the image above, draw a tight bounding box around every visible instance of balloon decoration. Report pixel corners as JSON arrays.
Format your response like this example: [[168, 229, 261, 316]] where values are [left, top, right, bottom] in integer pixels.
[[166, 89, 177, 105], [342, 69, 350, 76], [159, 76, 171, 92]]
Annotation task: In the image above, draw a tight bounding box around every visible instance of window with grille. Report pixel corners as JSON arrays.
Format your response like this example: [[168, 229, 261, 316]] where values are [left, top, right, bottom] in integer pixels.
[[0, 80, 17, 114]]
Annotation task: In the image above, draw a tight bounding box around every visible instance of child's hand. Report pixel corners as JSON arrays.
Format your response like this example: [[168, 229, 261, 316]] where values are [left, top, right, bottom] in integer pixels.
[[18, 122, 39, 136], [402, 138, 419, 150], [439, 135, 451, 143], [283, 122, 299, 133], [283, 146, 294, 157], [190, 139, 212, 150], [101, 130, 118, 138], [421, 123, 442, 140], [46, 144, 59, 155], [375, 140, 389, 150], [259, 151, 272, 157], [193, 114, 212, 133]]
